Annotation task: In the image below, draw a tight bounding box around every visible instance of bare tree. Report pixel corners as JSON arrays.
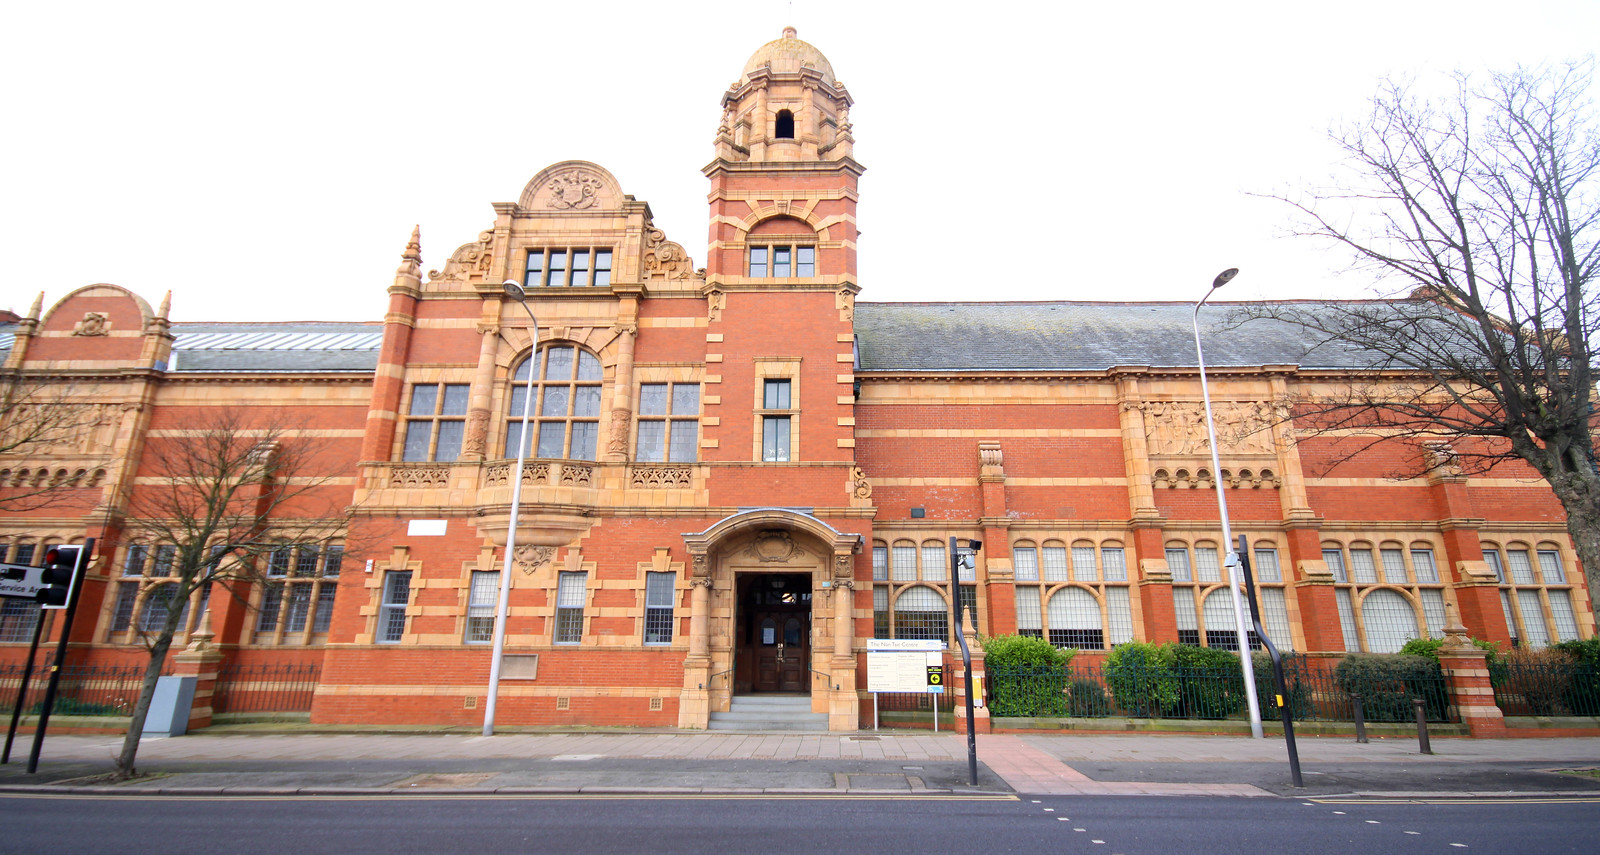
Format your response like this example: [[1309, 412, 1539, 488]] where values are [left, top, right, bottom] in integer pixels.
[[1249, 59, 1600, 617], [111, 411, 355, 779], [0, 371, 105, 511]]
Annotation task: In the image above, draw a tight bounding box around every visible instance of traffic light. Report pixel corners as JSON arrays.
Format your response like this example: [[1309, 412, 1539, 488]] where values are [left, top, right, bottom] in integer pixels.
[[35, 545, 81, 608]]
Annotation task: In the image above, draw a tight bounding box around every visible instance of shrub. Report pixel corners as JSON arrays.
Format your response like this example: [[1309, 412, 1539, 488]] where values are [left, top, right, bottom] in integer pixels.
[[1065, 677, 1112, 717], [1169, 644, 1246, 718], [1104, 642, 1181, 717], [981, 634, 1073, 670], [981, 634, 1074, 717], [1553, 637, 1600, 665], [1401, 636, 1505, 687], [1498, 646, 1579, 716], [1335, 653, 1446, 721], [1253, 652, 1313, 720]]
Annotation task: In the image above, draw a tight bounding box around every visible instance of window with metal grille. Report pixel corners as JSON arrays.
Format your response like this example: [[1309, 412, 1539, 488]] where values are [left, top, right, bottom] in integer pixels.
[[313, 584, 336, 633], [1015, 586, 1042, 638], [644, 571, 675, 644], [958, 585, 978, 631], [1173, 587, 1198, 646], [111, 584, 139, 632], [285, 585, 313, 632], [873, 586, 890, 638], [1201, 588, 1259, 649], [1046, 587, 1103, 649], [525, 247, 613, 288], [1482, 540, 1572, 647], [1360, 589, 1418, 653], [252, 543, 342, 644], [138, 583, 180, 632], [0, 599, 39, 643], [379, 571, 411, 643], [893, 587, 948, 643], [554, 571, 586, 644], [402, 383, 470, 462], [636, 383, 700, 462], [465, 570, 498, 643], [10, 542, 37, 566], [872, 546, 888, 582], [123, 544, 148, 576], [506, 345, 604, 461]]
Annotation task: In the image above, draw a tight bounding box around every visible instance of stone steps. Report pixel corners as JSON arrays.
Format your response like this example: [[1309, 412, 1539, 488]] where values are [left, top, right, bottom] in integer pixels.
[[707, 695, 829, 732]]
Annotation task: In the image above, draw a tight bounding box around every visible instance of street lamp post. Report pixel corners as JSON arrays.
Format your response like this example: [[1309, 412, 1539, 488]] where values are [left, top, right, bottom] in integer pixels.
[[1193, 267, 1264, 739], [484, 280, 538, 736]]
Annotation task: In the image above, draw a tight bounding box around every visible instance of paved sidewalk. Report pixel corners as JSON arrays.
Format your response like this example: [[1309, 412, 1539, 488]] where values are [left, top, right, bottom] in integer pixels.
[[3, 730, 1599, 798]]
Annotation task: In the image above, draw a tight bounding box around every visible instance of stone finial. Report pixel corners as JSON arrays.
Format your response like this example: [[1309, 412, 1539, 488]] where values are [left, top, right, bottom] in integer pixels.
[[1439, 600, 1476, 651], [184, 606, 216, 653], [396, 225, 422, 278], [27, 292, 43, 320], [157, 290, 172, 320], [783, 26, 797, 39]]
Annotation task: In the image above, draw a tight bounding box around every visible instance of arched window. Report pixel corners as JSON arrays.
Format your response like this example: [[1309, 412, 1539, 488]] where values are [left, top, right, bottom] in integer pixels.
[[505, 345, 604, 461], [775, 109, 795, 139], [1202, 588, 1241, 649], [1047, 587, 1103, 649], [893, 586, 947, 643], [1360, 589, 1419, 653]]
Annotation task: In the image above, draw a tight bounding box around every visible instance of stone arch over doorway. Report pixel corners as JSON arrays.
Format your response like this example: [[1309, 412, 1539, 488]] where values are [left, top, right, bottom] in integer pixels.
[[677, 508, 861, 730]]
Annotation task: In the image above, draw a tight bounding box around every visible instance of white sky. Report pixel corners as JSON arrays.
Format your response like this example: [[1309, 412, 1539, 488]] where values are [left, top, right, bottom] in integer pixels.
[[3, 0, 1596, 322]]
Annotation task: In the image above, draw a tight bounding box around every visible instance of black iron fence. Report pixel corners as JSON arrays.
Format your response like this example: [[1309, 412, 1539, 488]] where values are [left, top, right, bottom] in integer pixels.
[[988, 656, 1456, 723], [1493, 662, 1600, 717], [0, 662, 151, 717], [212, 662, 320, 713]]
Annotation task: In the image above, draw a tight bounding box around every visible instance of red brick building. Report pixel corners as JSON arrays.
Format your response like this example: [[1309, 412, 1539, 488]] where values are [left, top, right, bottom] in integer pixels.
[[2, 29, 1592, 732]]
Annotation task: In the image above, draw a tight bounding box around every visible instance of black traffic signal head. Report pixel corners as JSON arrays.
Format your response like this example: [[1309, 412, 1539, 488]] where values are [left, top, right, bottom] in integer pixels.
[[36, 545, 81, 607]]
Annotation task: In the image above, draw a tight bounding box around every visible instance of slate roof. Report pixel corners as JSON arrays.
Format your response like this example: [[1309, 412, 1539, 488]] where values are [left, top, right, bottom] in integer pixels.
[[0, 322, 382, 373], [168, 323, 382, 372], [852, 301, 1406, 372]]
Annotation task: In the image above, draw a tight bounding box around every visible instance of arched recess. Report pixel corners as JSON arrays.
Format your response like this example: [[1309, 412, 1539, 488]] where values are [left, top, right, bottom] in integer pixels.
[[678, 508, 863, 731]]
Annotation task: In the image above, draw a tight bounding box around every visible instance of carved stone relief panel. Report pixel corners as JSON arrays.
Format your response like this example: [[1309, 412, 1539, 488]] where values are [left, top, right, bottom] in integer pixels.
[[1142, 401, 1283, 456]]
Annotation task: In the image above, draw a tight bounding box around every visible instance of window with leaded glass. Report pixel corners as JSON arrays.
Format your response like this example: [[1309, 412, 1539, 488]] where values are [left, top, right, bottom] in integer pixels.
[[505, 345, 604, 461], [873, 538, 964, 640], [747, 243, 814, 278], [554, 571, 587, 644], [1322, 539, 1446, 652], [643, 571, 675, 644], [465, 570, 498, 643], [1012, 537, 1134, 650], [637, 383, 700, 462], [525, 247, 614, 288], [759, 379, 793, 462], [379, 571, 411, 643], [252, 543, 343, 645], [0, 599, 39, 643], [1483, 540, 1581, 646], [402, 383, 470, 462]]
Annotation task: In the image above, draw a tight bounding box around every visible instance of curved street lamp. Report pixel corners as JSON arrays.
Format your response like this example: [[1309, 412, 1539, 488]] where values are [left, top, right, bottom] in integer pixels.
[[1193, 267, 1264, 739], [484, 280, 539, 736]]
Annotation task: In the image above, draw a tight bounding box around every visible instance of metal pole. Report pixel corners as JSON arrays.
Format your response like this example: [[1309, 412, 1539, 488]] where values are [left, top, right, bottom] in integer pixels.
[[949, 537, 979, 786], [1193, 270, 1263, 739], [1413, 698, 1432, 754], [2, 608, 48, 763], [1236, 537, 1302, 787], [27, 538, 92, 774], [484, 283, 539, 736]]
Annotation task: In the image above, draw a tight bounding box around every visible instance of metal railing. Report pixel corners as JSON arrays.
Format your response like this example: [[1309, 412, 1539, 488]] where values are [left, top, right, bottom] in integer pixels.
[[987, 657, 1456, 723], [0, 662, 152, 717], [211, 662, 321, 713], [1493, 662, 1600, 717]]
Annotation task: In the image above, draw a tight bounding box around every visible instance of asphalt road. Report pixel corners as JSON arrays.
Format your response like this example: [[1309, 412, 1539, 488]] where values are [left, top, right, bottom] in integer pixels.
[[1, 793, 1595, 855]]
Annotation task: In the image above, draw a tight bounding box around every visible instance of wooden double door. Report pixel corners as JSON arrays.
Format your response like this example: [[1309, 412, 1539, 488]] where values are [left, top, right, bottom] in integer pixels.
[[737, 573, 812, 694]]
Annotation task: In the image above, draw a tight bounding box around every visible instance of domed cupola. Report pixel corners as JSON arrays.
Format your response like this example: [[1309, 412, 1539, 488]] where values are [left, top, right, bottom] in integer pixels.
[[714, 27, 854, 163]]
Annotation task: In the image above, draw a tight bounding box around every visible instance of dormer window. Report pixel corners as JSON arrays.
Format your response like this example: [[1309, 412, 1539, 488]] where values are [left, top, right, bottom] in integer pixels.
[[748, 243, 814, 278], [775, 109, 795, 139]]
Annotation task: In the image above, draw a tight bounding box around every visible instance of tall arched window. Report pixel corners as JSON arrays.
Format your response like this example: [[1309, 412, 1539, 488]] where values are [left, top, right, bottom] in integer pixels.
[[505, 345, 604, 461]]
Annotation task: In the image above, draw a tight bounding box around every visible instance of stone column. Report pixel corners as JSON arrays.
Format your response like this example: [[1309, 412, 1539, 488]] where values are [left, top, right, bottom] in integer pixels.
[[605, 323, 638, 462], [1437, 615, 1507, 738], [678, 573, 712, 729], [170, 611, 224, 731], [829, 573, 860, 731], [460, 322, 501, 463]]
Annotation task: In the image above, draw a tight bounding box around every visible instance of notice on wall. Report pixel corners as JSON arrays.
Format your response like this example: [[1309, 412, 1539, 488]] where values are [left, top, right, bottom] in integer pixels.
[[866, 639, 946, 694]]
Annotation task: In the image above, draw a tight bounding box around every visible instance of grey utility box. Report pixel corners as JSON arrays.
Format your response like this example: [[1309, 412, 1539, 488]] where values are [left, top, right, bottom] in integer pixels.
[[142, 675, 197, 736]]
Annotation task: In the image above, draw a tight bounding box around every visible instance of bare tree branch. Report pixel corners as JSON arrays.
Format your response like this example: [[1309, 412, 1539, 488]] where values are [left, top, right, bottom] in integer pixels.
[[1248, 57, 1600, 621]]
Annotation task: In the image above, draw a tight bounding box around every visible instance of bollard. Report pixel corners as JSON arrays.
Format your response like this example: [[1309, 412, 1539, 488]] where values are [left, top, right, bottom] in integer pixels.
[[1350, 693, 1368, 744], [1413, 697, 1432, 755]]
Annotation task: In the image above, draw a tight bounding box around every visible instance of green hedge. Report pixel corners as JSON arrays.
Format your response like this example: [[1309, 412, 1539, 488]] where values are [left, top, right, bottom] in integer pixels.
[[1104, 642, 1249, 719], [1335, 653, 1447, 721], [981, 635, 1074, 717]]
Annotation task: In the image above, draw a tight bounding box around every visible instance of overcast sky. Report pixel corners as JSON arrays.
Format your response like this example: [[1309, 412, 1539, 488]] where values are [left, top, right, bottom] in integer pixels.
[[3, 0, 1596, 323]]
